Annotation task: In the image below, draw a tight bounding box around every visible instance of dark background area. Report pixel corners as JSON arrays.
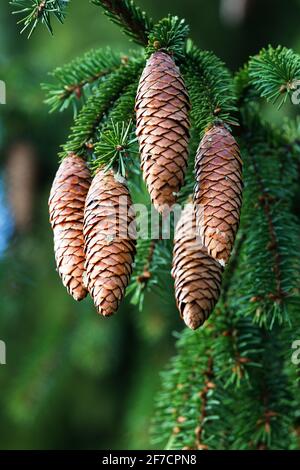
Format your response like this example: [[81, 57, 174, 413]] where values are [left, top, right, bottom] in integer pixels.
[[0, 0, 299, 450]]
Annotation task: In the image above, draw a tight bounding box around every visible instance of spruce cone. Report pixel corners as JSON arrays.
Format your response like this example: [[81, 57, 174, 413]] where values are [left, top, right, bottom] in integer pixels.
[[194, 123, 243, 265], [83, 169, 136, 317], [172, 204, 223, 330], [49, 154, 91, 301], [135, 51, 190, 213]]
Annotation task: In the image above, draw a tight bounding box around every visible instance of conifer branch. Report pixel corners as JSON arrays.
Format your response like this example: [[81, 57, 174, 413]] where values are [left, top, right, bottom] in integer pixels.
[[137, 239, 156, 283], [128, 238, 172, 311], [230, 330, 294, 450], [252, 156, 285, 304], [246, 46, 300, 108], [210, 303, 263, 387], [61, 58, 143, 159], [234, 111, 300, 328], [92, 0, 153, 45], [146, 16, 189, 60], [10, 0, 69, 37], [92, 81, 139, 173], [103, 80, 138, 125], [12, 0, 300, 451], [152, 329, 230, 450], [220, 232, 247, 303], [194, 356, 215, 450], [92, 120, 137, 175], [183, 43, 238, 137], [43, 48, 123, 114]]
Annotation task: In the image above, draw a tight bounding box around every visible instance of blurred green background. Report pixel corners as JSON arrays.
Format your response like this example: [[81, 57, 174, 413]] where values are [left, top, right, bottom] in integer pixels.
[[0, 0, 300, 450]]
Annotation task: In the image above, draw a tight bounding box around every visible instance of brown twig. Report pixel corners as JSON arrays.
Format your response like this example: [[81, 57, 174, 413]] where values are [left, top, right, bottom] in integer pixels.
[[36, 1, 46, 17], [194, 356, 214, 450], [61, 69, 112, 101], [252, 156, 285, 302], [220, 232, 247, 305], [137, 239, 157, 284], [94, 0, 150, 45]]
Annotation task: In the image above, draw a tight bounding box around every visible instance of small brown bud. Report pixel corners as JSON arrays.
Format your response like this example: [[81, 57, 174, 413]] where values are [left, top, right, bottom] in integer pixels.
[[137, 270, 151, 284], [265, 422, 271, 434], [206, 381, 215, 389], [177, 416, 186, 423], [75, 86, 82, 99], [267, 241, 277, 251], [238, 357, 250, 364], [197, 444, 209, 450], [121, 56, 129, 64], [279, 84, 287, 94]]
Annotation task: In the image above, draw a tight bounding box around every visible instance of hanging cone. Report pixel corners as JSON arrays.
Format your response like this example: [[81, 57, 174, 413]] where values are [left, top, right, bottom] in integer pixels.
[[49, 154, 91, 301], [83, 169, 136, 316], [172, 203, 223, 330], [135, 51, 190, 213], [194, 123, 243, 266]]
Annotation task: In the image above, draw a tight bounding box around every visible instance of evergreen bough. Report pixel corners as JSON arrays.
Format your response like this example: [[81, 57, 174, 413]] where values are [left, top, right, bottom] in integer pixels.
[[12, 0, 300, 450]]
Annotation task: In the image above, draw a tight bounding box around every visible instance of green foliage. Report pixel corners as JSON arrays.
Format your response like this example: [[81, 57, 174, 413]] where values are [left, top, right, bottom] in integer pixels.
[[127, 238, 172, 311], [248, 45, 300, 108], [232, 111, 300, 328], [61, 58, 143, 159], [152, 39, 300, 449], [11, 0, 153, 44], [152, 285, 298, 449], [104, 80, 138, 125], [147, 16, 189, 60], [10, 0, 69, 37], [92, 120, 137, 175], [152, 329, 229, 450], [183, 42, 238, 137], [8, 0, 300, 451], [283, 115, 300, 147], [42, 48, 122, 114], [229, 330, 296, 450], [92, 0, 153, 45]]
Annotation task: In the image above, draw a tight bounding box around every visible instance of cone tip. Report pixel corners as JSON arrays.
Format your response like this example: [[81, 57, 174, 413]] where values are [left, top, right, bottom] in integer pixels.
[[96, 305, 116, 318], [71, 287, 88, 302], [183, 309, 205, 331]]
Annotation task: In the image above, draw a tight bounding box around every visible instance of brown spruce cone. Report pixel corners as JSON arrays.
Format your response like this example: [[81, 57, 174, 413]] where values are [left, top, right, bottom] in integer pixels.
[[172, 203, 223, 330], [194, 123, 243, 266], [135, 51, 190, 213], [49, 154, 91, 301], [83, 169, 136, 317]]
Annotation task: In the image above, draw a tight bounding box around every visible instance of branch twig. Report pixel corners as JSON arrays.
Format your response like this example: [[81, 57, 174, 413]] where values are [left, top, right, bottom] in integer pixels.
[[93, 0, 152, 45]]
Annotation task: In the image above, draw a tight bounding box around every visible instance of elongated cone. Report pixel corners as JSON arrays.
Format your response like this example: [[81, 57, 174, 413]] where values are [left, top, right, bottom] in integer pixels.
[[84, 170, 136, 316], [194, 123, 243, 266], [172, 203, 223, 330], [49, 154, 91, 301], [135, 51, 190, 213]]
